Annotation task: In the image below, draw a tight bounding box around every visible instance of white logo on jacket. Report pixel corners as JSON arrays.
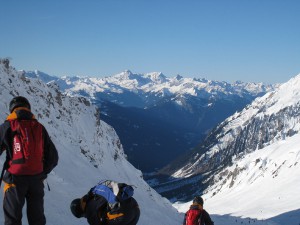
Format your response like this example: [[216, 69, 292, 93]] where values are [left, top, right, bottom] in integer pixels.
[[13, 137, 21, 154]]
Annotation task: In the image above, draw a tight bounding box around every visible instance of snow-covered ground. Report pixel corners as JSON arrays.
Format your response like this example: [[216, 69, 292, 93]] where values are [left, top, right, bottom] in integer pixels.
[[173, 74, 300, 225], [174, 133, 300, 225]]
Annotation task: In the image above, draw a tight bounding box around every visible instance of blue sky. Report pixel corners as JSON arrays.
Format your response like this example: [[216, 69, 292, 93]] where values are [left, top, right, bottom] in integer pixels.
[[0, 0, 299, 84]]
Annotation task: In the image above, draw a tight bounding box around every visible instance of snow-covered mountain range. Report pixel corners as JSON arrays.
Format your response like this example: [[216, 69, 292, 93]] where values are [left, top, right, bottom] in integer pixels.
[[25, 70, 275, 172], [26, 69, 274, 106], [0, 59, 181, 225]]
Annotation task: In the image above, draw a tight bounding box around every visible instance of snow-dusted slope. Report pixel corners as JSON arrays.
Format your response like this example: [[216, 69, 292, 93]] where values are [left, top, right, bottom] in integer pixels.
[[173, 74, 300, 224], [204, 133, 300, 219], [0, 60, 181, 225], [172, 74, 300, 178], [175, 132, 300, 225]]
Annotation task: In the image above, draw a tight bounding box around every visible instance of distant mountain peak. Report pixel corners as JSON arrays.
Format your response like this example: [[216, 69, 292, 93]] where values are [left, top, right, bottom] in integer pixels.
[[175, 74, 183, 80], [145, 72, 166, 83], [114, 70, 134, 80]]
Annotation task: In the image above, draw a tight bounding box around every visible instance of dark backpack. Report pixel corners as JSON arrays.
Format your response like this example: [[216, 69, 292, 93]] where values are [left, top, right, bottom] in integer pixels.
[[186, 209, 203, 225], [8, 119, 44, 175], [91, 180, 135, 223]]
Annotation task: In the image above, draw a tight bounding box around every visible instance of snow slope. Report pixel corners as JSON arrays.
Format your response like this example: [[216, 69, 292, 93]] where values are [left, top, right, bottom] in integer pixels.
[[172, 74, 300, 179], [175, 133, 300, 225], [174, 74, 300, 225], [0, 60, 181, 225], [204, 134, 300, 219]]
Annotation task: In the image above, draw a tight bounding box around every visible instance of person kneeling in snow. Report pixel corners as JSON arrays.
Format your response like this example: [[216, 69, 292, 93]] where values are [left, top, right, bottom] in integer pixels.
[[70, 180, 140, 225], [183, 196, 214, 225]]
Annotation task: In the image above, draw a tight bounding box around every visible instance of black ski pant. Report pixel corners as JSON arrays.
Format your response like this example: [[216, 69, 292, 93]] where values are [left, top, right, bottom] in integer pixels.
[[3, 175, 46, 225]]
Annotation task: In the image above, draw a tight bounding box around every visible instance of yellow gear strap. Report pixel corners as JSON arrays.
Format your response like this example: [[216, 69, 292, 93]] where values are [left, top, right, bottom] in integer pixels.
[[6, 107, 35, 120], [107, 212, 124, 220], [3, 182, 16, 193]]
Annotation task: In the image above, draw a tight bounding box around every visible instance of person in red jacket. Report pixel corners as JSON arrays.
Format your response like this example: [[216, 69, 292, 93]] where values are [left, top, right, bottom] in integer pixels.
[[0, 96, 59, 225], [183, 196, 214, 225]]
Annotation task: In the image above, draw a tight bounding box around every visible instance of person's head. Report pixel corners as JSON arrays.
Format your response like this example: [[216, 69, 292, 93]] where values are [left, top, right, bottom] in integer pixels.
[[193, 196, 204, 206], [70, 198, 85, 218], [9, 96, 31, 113]]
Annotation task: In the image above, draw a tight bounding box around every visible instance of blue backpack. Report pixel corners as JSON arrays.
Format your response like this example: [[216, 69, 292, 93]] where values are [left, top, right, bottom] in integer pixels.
[[92, 180, 134, 203]]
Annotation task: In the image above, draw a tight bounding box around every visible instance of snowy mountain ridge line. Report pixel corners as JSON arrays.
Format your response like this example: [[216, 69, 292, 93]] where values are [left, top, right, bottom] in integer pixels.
[[0, 60, 181, 225], [172, 73, 300, 178], [25, 69, 276, 101]]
